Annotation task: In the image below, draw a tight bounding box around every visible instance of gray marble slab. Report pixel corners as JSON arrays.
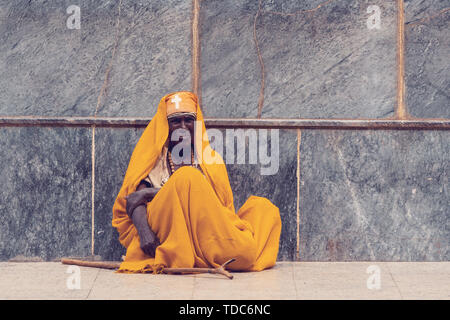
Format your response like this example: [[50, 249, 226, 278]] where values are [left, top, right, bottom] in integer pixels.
[[405, 0, 450, 119], [0, 0, 116, 116], [94, 127, 298, 261], [0, 127, 91, 261], [200, 0, 397, 119], [299, 129, 449, 261], [95, 0, 192, 117], [199, 0, 261, 118], [0, 0, 191, 117]]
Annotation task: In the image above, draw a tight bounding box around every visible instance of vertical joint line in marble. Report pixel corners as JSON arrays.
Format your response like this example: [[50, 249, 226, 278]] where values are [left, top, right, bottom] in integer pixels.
[[296, 129, 301, 260], [91, 125, 96, 256], [396, 0, 409, 120], [192, 0, 201, 107]]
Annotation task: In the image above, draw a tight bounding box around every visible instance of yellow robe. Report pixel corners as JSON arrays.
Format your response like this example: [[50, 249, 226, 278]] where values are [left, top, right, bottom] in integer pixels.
[[112, 92, 281, 273]]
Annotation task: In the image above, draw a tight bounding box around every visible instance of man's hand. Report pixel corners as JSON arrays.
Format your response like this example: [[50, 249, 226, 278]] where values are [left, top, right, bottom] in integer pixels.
[[125, 189, 147, 218], [125, 187, 160, 218], [131, 205, 161, 257], [139, 227, 161, 257]]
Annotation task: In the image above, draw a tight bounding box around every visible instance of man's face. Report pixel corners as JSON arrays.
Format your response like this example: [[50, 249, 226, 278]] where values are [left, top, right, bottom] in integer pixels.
[[168, 114, 196, 149]]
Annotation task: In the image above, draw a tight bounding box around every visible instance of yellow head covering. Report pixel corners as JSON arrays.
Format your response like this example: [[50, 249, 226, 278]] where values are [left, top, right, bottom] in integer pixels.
[[112, 91, 235, 248], [165, 91, 197, 119]]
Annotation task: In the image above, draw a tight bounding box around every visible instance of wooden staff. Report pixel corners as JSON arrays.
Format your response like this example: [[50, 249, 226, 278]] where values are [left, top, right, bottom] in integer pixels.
[[163, 258, 235, 279], [60, 258, 236, 280], [61, 258, 120, 269]]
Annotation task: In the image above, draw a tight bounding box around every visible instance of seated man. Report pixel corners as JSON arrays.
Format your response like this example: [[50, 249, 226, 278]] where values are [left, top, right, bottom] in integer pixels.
[[112, 91, 281, 273]]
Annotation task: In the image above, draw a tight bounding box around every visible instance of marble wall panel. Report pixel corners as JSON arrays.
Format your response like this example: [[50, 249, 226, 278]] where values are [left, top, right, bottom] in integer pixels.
[[405, 0, 450, 118], [200, 0, 260, 118], [200, 0, 397, 119], [0, 0, 191, 117], [95, 0, 192, 117], [299, 129, 449, 261], [0, 127, 91, 261]]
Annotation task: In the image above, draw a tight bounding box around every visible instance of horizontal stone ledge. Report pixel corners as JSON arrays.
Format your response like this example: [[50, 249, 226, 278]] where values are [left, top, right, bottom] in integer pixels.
[[0, 116, 449, 130]]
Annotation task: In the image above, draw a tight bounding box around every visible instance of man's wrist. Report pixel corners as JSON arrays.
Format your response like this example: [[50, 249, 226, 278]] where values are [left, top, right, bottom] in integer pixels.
[[129, 203, 146, 220], [139, 227, 155, 243], [143, 188, 156, 202], [135, 217, 154, 242]]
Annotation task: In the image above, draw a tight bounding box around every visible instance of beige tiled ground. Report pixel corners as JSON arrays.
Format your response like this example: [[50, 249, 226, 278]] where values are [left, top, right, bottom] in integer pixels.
[[0, 262, 448, 300]]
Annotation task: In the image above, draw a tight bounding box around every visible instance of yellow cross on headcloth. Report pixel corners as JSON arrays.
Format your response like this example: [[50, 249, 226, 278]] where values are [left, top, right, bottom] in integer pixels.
[[166, 91, 198, 118]]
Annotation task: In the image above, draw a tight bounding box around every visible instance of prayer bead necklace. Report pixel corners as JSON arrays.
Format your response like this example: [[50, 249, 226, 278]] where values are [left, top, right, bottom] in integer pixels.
[[167, 150, 197, 175]]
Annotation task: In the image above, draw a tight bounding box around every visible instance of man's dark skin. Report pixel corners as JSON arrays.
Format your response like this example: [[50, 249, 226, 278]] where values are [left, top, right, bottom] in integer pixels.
[[125, 114, 196, 257]]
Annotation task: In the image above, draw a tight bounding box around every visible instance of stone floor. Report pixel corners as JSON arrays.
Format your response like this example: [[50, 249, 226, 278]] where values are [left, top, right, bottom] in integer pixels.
[[0, 262, 448, 300]]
